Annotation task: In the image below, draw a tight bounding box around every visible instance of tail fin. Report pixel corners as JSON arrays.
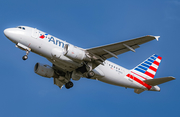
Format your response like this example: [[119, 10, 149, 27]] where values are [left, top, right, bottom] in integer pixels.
[[131, 54, 162, 79]]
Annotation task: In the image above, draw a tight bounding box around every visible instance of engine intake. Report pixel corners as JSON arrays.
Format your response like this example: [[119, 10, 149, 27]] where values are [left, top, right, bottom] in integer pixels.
[[63, 44, 91, 61], [34, 63, 54, 78]]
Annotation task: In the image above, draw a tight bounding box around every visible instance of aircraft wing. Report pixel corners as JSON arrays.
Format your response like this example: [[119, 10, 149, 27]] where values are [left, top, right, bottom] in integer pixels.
[[86, 35, 160, 60]]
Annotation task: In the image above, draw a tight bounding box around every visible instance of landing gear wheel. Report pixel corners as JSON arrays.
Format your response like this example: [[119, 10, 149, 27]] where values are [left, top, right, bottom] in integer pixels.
[[22, 55, 28, 60], [65, 81, 74, 89], [22, 49, 31, 61], [86, 71, 95, 79]]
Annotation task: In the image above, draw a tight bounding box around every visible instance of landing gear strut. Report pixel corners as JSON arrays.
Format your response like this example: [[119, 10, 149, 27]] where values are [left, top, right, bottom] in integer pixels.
[[85, 62, 95, 78], [22, 50, 30, 60], [65, 81, 74, 89]]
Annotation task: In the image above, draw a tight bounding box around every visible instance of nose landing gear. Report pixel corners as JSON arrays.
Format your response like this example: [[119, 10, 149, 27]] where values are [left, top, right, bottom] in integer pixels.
[[22, 55, 28, 60], [15, 43, 31, 61], [22, 50, 30, 60]]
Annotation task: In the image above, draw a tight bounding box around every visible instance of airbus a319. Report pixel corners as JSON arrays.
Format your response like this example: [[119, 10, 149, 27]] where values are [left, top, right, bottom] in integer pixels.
[[4, 26, 175, 94]]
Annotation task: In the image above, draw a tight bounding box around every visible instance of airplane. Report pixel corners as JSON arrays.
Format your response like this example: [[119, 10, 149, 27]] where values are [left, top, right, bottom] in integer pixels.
[[4, 26, 175, 94]]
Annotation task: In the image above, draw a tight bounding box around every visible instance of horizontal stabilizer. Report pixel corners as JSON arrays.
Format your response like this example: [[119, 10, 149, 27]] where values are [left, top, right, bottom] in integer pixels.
[[134, 89, 144, 94], [144, 76, 175, 86]]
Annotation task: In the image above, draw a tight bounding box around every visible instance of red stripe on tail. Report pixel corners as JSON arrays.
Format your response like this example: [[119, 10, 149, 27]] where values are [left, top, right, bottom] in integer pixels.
[[149, 66, 157, 72], [153, 61, 160, 66], [145, 71, 155, 78], [158, 56, 162, 60]]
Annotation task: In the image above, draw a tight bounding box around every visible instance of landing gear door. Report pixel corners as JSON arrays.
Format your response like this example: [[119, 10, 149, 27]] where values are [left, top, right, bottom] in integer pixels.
[[31, 28, 38, 39]]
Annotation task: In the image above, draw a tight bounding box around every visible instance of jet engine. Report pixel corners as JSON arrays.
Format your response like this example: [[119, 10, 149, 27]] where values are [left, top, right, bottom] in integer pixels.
[[63, 44, 91, 62], [34, 63, 54, 78]]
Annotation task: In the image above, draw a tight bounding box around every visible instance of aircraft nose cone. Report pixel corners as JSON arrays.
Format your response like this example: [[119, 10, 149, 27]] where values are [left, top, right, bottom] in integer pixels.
[[4, 28, 10, 37], [4, 28, 20, 43]]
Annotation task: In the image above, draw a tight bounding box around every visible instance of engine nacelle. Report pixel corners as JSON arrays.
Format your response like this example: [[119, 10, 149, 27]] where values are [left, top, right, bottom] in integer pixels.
[[63, 44, 91, 61], [34, 63, 54, 78]]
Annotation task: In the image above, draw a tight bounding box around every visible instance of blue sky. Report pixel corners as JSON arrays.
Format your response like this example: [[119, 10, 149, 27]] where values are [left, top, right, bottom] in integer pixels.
[[0, 0, 179, 117]]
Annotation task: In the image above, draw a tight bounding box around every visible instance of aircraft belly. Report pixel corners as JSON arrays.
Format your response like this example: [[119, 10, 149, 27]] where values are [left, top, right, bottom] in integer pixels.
[[47, 58, 82, 72], [99, 75, 142, 89]]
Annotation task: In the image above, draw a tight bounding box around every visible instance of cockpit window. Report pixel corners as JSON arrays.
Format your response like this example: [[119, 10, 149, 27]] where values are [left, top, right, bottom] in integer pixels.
[[17, 26, 25, 30]]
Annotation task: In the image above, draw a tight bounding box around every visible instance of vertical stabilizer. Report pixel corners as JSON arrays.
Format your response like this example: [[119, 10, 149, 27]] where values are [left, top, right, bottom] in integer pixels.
[[131, 54, 162, 80]]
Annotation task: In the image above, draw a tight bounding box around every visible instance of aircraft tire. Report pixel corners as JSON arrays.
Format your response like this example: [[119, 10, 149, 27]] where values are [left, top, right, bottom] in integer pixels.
[[65, 81, 73, 89], [86, 71, 95, 79], [22, 55, 28, 60]]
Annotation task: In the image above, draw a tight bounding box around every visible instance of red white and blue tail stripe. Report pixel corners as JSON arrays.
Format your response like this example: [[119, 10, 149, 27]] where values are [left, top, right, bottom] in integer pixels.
[[131, 54, 162, 79]]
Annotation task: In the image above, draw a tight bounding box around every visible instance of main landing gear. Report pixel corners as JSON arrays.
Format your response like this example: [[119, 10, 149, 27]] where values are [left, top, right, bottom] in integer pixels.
[[85, 62, 95, 78], [86, 71, 95, 78], [65, 81, 74, 89], [76, 62, 95, 79], [22, 50, 30, 60]]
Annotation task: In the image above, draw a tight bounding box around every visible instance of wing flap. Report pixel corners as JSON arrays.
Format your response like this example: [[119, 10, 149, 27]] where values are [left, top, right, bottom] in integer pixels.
[[144, 76, 175, 86], [103, 44, 139, 59]]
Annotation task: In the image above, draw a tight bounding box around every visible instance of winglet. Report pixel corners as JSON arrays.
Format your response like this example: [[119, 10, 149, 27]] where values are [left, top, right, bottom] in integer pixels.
[[154, 36, 160, 41]]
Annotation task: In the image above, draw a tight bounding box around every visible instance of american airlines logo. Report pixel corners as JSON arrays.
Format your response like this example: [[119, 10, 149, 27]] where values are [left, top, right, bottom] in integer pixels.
[[48, 36, 65, 48], [39, 33, 65, 48], [39, 34, 48, 39]]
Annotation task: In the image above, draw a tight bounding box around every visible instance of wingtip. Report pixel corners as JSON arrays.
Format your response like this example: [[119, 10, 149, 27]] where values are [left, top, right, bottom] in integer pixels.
[[147, 35, 160, 41], [169, 76, 176, 80], [154, 36, 160, 41]]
